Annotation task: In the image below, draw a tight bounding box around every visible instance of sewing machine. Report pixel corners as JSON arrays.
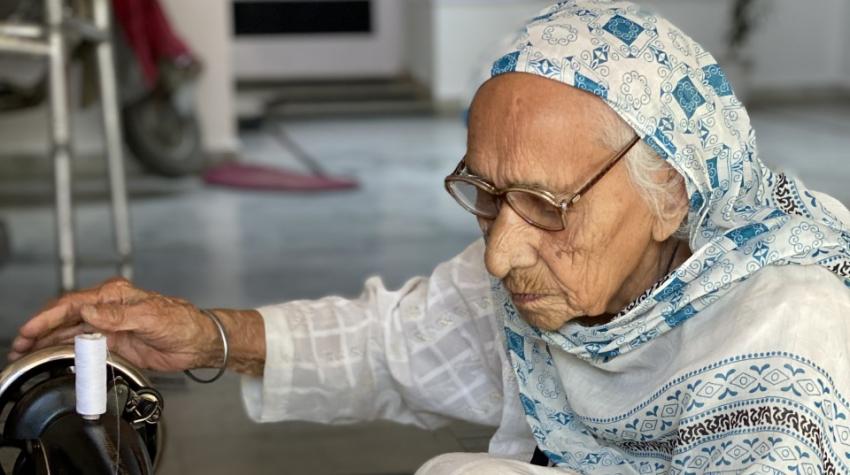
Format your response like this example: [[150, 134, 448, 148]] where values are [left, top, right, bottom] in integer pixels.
[[0, 346, 163, 474]]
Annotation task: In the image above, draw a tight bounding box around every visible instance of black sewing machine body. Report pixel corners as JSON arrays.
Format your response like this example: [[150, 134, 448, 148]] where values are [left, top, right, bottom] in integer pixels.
[[0, 347, 163, 474]]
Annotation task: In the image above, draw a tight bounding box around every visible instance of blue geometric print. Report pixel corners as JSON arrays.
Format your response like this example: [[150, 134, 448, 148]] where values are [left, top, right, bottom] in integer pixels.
[[486, 1, 850, 473], [531, 10, 558, 23], [664, 304, 697, 328], [491, 51, 520, 76], [590, 44, 610, 68], [505, 326, 526, 360], [766, 209, 786, 220], [574, 72, 608, 98], [706, 157, 720, 188], [672, 76, 706, 118], [657, 116, 674, 133], [486, 1, 850, 323], [519, 393, 538, 418], [603, 352, 850, 473], [726, 223, 770, 246], [647, 128, 677, 159], [702, 64, 734, 97], [690, 190, 705, 212], [752, 240, 770, 264], [506, 291, 850, 474], [697, 120, 711, 146], [529, 58, 561, 78], [654, 277, 687, 303], [649, 46, 672, 69], [602, 14, 644, 45]]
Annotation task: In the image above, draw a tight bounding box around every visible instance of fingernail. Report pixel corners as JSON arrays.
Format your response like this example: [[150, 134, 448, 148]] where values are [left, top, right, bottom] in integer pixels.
[[80, 305, 95, 317]]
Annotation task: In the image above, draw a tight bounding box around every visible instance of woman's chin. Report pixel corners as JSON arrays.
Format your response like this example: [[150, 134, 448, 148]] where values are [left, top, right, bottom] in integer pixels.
[[518, 310, 570, 332]]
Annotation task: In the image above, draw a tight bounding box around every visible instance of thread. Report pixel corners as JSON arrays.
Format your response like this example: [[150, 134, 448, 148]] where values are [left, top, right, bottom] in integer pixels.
[[75, 333, 107, 420], [106, 346, 121, 473]]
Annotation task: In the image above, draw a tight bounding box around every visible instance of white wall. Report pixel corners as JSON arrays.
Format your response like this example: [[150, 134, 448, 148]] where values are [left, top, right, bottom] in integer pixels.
[[637, 0, 729, 55], [845, 1, 850, 88], [233, 0, 405, 80], [646, 0, 848, 90], [431, 0, 549, 103], [405, 0, 434, 88], [426, 0, 850, 105], [744, 0, 847, 89], [161, 0, 237, 153]]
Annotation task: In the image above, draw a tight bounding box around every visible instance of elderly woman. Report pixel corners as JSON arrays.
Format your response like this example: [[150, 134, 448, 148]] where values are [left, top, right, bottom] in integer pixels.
[[9, 1, 850, 474]]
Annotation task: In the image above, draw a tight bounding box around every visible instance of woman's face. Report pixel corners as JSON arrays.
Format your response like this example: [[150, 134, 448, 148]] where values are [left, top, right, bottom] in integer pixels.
[[466, 73, 670, 331]]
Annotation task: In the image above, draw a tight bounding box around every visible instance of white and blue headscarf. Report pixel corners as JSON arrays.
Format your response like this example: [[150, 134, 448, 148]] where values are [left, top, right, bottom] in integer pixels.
[[486, 1, 850, 473]]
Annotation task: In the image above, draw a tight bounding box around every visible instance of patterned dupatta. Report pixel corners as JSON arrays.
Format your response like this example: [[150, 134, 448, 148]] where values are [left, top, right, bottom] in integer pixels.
[[484, 1, 850, 473]]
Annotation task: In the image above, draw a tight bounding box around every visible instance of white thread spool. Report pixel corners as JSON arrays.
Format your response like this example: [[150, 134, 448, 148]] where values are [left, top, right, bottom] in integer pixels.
[[74, 333, 107, 420]]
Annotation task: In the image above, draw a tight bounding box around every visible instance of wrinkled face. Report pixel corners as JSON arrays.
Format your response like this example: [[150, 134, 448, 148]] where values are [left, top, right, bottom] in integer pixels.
[[466, 73, 664, 331]]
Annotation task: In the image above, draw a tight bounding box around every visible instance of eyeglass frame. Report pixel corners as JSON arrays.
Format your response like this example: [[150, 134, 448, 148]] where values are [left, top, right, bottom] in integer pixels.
[[444, 134, 641, 231]]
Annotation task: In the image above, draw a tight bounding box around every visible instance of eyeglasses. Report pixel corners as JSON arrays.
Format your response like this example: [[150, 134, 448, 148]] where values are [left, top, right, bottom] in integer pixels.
[[444, 135, 640, 231]]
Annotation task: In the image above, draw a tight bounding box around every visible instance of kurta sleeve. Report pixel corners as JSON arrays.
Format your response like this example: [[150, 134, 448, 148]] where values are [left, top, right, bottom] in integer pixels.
[[241, 239, 507, 430]]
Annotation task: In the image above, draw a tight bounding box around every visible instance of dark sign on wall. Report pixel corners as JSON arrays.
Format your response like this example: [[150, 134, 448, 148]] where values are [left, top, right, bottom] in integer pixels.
[[233, 1, 372, 36]]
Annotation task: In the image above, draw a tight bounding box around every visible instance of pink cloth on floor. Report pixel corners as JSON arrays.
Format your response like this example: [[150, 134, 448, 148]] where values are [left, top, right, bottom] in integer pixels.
[[202, 162, 358, 191]]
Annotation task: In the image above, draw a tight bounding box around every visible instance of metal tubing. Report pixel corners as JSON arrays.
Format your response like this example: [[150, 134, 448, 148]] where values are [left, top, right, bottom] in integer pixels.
[[92, 0, 133, 280], [0, 22, 44, 39], [64, 17, 108, 43], [47, 0, 76, 293], [0, 36, 50, 56]]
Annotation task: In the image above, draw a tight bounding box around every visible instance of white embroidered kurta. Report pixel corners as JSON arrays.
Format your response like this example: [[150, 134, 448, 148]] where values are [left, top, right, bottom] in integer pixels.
[[241, 239, 850, 473], [241, 239, 536, 461]]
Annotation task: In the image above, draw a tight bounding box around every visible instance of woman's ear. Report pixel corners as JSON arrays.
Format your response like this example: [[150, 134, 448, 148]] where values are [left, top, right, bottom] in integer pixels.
[[651, 171, 689, 242]]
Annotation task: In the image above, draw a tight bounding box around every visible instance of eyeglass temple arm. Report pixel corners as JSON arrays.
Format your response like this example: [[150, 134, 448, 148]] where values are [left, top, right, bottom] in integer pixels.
[[452, 158, 467, 175], [570, 134, 641, 204]]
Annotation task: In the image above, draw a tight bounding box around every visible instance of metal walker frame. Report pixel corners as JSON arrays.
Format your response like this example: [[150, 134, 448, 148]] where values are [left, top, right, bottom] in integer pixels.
[[0, 0, 132, 292]]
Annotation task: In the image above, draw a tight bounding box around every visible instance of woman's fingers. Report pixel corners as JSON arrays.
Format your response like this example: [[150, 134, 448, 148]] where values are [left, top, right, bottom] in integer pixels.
[[18, 279, 146, 341], [8, 322, 95, 361], [10, 335, 33, 354], [28, 322, 96, 353], [8, 302, 151, 361], [13, 300, 168, 360], [12, 304, 98, 356], [7, 345, 29, 362], [8, 280, 193, 368], [18, 302, 80, 340], [10, 279, 149, 361]]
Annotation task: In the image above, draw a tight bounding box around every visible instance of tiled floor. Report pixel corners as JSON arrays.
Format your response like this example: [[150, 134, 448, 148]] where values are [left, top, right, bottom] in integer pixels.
[[0, 103, 848, 474]]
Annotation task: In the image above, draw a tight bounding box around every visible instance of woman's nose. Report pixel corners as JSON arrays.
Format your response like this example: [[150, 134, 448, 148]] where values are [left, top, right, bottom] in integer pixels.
[[483, 205, 539, 278]]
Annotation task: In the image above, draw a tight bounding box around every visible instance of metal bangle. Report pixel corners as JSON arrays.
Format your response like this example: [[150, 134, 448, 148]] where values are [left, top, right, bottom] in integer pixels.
[[184, 309, 229, 384]]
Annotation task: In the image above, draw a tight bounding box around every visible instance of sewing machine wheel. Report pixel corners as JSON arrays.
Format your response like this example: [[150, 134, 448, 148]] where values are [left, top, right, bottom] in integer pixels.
[[0, 346, 164, 474]]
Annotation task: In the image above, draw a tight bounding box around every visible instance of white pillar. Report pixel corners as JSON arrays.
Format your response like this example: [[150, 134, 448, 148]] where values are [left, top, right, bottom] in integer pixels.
[[159, 0, 238, 154]]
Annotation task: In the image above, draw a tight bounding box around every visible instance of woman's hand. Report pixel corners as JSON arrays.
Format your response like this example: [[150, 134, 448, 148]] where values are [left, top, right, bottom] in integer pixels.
[[8, 278, 222, 372]]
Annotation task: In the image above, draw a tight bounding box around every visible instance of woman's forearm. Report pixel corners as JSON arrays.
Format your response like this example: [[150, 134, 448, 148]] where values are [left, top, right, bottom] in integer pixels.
[[200, 308, 266, 377]]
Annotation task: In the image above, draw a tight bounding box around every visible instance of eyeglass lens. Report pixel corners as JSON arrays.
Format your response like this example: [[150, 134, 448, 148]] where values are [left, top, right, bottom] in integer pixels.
[[446, 180, 500, 217], [504, 191, 562, 229], [447, 180, 563, 230]]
